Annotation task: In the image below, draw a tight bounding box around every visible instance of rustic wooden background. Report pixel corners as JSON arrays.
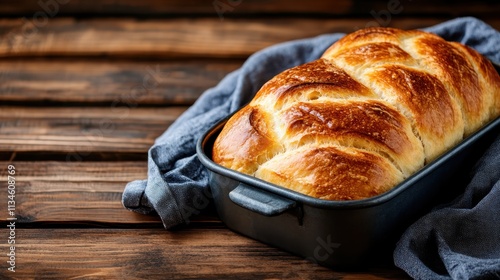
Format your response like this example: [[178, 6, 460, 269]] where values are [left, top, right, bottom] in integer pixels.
[[0, 1, 499, 279]]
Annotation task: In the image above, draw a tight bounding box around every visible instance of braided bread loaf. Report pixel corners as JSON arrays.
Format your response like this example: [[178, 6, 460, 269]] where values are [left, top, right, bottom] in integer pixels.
[[213, 27, 500, 201]]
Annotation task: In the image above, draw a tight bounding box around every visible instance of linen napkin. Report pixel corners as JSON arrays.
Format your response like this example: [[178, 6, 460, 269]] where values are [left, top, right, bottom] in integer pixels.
[[122, 17, 500, 279], [393, 135, 500, 279]]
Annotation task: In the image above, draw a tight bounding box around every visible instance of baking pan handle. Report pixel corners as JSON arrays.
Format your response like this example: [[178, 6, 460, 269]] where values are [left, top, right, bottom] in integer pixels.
[[229, 183, 296, 216]]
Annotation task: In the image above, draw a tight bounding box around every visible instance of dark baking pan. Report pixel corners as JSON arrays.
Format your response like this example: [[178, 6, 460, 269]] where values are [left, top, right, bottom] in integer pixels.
[[197, 60, 500, 268], [197, 114, 500, 268]]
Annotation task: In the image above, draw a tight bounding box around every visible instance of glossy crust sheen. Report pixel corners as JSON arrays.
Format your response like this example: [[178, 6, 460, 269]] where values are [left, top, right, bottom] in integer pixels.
[[213, 27, 500, 201]]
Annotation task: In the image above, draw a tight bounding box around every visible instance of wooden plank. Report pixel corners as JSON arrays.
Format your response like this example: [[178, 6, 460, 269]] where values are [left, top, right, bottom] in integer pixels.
[[0, 160, 215, 225], [0, 106, 186, 153], [0, 228, 410, 279], [0, 59, 241, 105], [0, 151, 149, 162], [0, 0, 497, 17], [2, 17, 491, 59], [0, 161, 162, 224], [0, 0, 352, 16]]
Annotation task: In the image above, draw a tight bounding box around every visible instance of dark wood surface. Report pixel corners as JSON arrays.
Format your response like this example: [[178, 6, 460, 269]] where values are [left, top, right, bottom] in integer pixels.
[[0, 1, 498, 279]]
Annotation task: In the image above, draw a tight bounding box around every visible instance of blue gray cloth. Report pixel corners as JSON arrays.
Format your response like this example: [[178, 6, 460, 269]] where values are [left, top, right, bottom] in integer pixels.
[[394, 135, 500, 280], [122, 17, 500, 279]]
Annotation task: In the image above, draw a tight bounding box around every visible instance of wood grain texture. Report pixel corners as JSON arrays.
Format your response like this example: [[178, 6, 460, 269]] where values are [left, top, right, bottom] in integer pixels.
[[0, 0, 497, 17], [0, 0, 352, 16], [0, 161, 218, 225], [1, 17, 488, 59], [0, 106, 186, 153], [0, 228, 410, 279], [0, 161, 164, 224], [0, 59, 241, 105]]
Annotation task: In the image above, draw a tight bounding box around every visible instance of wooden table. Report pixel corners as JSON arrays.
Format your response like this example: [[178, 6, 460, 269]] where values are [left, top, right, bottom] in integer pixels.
[[1, 1, 499, 279]]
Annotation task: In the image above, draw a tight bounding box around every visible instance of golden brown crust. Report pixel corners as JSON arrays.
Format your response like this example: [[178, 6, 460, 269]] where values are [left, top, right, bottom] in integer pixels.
[[408, 35, 486, 135], [255, 145, 404, 200], [322, 27, 422, 56], [252, 59, 376, 110], [331, 42, 415, 69], [213, 106, 283, 175], [451, 42, 500, 119], [213, 27, 500, 201], [365, 65, 463, 161], [280, 100, 423, 176]]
